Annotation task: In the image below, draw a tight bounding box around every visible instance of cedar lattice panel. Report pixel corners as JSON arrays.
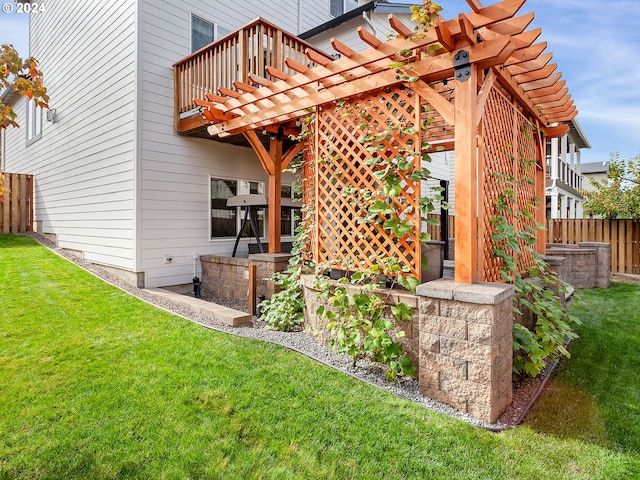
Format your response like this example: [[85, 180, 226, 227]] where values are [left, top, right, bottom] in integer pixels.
[[481, 87, 540, 282], [307, 87, 422, 277], [513, 111, 539, 273]]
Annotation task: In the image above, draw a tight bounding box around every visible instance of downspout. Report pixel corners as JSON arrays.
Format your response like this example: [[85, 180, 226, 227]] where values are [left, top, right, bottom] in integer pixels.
[[362, 9, 377, 37]]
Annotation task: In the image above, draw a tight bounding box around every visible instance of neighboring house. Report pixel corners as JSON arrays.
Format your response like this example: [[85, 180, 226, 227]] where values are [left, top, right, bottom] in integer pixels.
[[580, 160, 610, 193], [1, 0, 420, 288], [545, 118, 591, 219]]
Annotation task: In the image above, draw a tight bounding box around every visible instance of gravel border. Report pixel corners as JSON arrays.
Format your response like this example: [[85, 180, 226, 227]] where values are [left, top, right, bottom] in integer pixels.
[[25, 233, 506, 430]]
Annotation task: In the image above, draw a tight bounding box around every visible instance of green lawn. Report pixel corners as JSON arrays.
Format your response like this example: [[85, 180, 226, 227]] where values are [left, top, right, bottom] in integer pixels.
[[0, 234, 638, 479], [526, 280, 640, 455]]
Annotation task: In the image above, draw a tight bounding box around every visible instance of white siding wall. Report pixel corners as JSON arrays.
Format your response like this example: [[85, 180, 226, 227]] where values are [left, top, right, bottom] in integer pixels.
[[422, 151, 455, 214], [138, 0, 326, 287], [3, 0, 137, 271]]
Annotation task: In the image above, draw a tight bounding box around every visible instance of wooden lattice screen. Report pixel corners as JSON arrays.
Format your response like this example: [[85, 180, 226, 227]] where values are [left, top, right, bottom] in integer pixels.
[[304, 86, 423, 277], [481, 86, 541, 282]]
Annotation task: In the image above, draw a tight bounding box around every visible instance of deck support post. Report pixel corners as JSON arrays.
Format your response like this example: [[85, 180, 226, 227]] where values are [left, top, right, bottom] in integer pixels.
[[268, 137, 282, 253]]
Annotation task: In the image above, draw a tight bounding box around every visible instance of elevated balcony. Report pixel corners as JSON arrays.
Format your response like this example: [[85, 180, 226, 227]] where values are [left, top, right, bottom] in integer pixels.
[[173, 18, 333, 137]]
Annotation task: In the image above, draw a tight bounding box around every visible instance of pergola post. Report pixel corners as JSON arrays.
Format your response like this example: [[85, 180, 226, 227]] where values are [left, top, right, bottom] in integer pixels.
[[454, 62, 479, 283]]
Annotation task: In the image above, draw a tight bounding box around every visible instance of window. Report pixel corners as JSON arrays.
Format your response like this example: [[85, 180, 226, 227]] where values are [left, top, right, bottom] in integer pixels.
[[330, 0, 358, 17], [26, 98, 42, 144], [280, 185, 301, 237], [191, 14, 230, 52], [210, 178, 265, 239]]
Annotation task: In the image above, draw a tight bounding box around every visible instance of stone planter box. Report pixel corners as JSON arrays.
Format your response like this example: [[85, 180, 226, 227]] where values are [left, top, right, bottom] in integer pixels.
[[301, 274, 515, 423], [200, 253, 292, 308]]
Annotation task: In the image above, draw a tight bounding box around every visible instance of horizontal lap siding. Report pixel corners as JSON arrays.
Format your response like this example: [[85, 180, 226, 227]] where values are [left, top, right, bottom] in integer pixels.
[[139, 0, 317, 287], [3, 0, 137, 271]]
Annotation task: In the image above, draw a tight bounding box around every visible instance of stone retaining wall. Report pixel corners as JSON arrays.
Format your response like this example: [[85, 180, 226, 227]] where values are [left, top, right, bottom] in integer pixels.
[[301, 275, 420, 371], [546, 242, 611, 289], [301, 275, 514, 423], [200, 253, 292, 307]]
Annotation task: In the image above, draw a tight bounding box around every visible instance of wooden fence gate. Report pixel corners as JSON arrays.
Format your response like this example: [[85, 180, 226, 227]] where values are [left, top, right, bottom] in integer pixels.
[[0, 173, 34, 234], [547, 219, 640, 274]]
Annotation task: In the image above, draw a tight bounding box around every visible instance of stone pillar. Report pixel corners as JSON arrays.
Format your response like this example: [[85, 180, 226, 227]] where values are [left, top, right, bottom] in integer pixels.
[[579, 242, 611, 288], [249, 253, 293, 298], [416, 279, 514, 423], [543, 255, 567, 306]]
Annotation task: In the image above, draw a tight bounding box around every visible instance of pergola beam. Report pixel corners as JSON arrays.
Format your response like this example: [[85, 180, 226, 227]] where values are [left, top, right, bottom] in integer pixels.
[[208, 37, 513, 136]]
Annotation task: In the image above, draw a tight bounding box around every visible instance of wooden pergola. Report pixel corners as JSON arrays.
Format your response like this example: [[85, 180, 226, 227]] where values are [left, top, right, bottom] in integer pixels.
[[190, 0, 576, 284]]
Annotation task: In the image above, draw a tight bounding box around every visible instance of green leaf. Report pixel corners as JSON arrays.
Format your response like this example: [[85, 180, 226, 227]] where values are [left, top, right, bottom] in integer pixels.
[[397, 275, 419, 293]]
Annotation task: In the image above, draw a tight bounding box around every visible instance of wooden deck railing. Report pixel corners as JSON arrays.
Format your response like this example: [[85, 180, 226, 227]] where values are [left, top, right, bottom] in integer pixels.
[[173, 18, 333, 133], [0, 173, 33, 233]]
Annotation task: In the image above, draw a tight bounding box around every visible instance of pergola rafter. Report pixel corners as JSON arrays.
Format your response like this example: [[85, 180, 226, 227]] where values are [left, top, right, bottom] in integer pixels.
[[185, 0, 579, 283]]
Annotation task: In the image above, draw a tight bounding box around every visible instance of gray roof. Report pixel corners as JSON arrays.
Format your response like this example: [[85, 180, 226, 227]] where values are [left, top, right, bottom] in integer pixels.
[[581, 161, 609, 174], [568, 118, 590, 150], [300, 1, 413, 40]]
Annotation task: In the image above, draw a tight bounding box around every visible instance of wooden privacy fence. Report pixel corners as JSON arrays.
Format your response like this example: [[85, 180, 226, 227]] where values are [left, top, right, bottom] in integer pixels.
[[0, 173, 33, 233], [547, 219, 640, 274]]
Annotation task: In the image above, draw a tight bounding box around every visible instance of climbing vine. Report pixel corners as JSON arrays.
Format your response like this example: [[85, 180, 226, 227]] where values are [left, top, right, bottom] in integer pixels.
[[262, 6, 447, 380], [260, 116, 315, 331], [490, 141, 580, 378]]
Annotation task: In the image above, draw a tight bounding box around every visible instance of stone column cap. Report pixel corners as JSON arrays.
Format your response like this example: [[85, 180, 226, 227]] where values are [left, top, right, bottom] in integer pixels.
[[416, 278, 514, 304], [248, 253, 293, 262], [543, 255, 566, 265], [578, 241, 611, 247]]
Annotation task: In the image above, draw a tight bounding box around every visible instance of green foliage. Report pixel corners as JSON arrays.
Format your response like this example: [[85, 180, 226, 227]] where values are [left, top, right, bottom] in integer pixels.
[[491, 153, 580, 378], [510, 264, 580, 377], [583, 152, 640, 219], [260, 202, 313, 332], [259, 263, 305, 331], [315, 272, 415, 382]]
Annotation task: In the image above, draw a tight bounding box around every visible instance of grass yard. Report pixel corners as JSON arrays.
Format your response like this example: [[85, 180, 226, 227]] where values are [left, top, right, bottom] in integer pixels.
[[525, 280, 640, 454], [0, 234, 638, 479]]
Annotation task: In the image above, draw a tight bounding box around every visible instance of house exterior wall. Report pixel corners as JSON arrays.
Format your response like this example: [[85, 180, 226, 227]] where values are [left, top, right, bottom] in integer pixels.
[[581, 167, 608, 193], [307, 11, 414, 53], [3, 0, 138, 272], [3, 0, 433, 288], [137, 0, 334, 287]]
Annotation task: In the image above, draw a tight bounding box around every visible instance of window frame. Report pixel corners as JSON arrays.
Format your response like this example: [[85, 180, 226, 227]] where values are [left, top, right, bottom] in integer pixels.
[[190, 13, 230, 52], [280, 184, 300, 239], [330, 0, 358, 18], [209, 176, 267, 241], [25, 98, 42, 146]]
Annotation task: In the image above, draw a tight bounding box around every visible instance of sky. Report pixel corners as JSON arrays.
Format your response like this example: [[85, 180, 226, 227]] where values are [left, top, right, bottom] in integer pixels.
[[1, 0, 639, 165]]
